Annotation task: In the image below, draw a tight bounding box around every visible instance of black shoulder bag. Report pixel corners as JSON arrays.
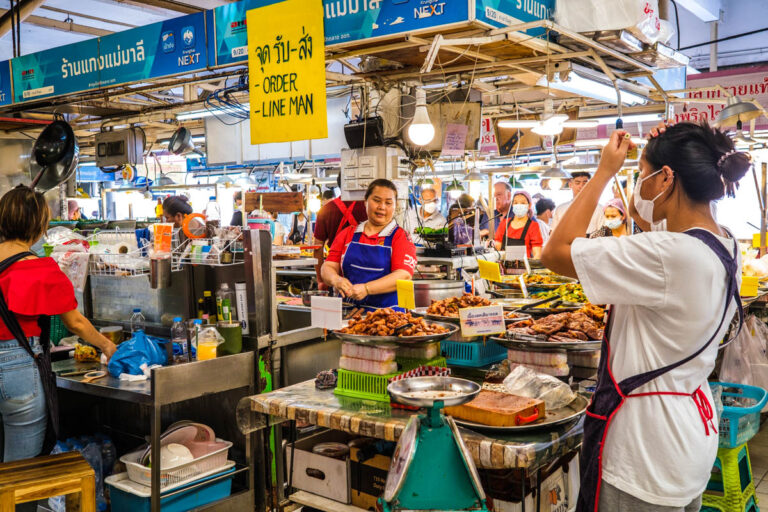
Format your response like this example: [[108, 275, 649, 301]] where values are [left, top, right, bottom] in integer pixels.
[[0, 252, 59, 455]]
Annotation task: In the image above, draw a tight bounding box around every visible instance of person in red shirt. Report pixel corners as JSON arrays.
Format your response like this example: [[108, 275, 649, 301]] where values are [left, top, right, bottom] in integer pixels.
[[312, 181, 368, 289], [321, 179, 416, 309], [494, 190, 543, 258], [0, 186, 117, 462]]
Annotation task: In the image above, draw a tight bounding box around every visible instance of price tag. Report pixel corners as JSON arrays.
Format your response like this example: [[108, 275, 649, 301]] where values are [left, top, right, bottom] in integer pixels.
[[505, 245, 526, 261], [459, 305, 505, 336], [397, 280, 416, 310], [478, 259, 503, 282], [519, 275, 529, 298], [310, 296, 342, 330]]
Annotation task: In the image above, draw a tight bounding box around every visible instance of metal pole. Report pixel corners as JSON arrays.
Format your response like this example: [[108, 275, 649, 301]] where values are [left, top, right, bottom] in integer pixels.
[[709, 20, 718, 72], [761, 162, 767, 257]]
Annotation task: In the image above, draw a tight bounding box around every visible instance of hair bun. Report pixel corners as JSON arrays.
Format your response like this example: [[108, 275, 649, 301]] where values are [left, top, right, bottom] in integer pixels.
[[717, 150, 751, 197]]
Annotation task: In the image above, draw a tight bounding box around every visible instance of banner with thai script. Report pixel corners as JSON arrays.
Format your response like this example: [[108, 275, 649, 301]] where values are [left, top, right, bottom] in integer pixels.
[[247, 0, 328, 143], [211, 0, 283, 66], [675, 66, 768, 129], [12, 12, 207, 103]]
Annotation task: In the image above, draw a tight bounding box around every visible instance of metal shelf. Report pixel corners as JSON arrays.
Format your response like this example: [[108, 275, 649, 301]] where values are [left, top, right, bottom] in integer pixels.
[[290, 491, 367, 512]]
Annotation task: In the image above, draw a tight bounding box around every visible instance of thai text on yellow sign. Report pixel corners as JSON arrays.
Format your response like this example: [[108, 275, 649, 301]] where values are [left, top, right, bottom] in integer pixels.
[[247, 0, 327, 144]]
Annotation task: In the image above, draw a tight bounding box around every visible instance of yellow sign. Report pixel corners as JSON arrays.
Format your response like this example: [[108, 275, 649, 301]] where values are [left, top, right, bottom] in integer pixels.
[[247, 0, 327, 144], [478, 260, 503, 282], [753, 233, 764, 249], [397, 280, 416, 310]]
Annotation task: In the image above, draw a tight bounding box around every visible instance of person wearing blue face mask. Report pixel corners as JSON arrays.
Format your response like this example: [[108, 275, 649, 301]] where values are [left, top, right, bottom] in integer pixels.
[[542, 123, 751, 512], [493, 190, 543, 258]]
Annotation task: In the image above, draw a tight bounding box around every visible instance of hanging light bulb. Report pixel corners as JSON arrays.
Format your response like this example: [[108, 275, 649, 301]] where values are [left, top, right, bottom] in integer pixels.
[[542, 165, 571, 192], [307, 179, 322, 212], [446, 179, 464, 200], [217, 174, 234, 185], [407, 88, 435, 146], [548, 178, 563, 191], [421, 178, 435, 190]]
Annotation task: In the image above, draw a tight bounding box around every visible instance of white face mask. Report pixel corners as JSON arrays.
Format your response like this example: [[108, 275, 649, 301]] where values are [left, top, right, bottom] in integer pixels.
[[605, 218, 623, 230], [632, 170, 665, 224], [512, 204, 529, 218], [423, 202, 437, 214]]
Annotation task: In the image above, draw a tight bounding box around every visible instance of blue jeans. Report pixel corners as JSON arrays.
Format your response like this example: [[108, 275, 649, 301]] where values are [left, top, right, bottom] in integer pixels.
[[0, 339, 46, 462]]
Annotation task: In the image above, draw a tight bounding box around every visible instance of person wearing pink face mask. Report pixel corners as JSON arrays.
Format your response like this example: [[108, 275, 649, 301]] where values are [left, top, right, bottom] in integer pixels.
[[542, 123, 751, 512]]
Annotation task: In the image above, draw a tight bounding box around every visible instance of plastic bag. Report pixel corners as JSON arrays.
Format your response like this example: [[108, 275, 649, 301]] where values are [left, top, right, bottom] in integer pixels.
[[107, 330, 167, 378], [555, 0, 673, 45], [50, 247, 89, 292], [45, 226, 88, 247], [721, 315, 768, 411], [502, 364, 576, 410]]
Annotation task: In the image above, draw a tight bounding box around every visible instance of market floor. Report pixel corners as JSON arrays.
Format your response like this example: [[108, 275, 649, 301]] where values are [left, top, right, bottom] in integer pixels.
[[750, 424, 768, 504]]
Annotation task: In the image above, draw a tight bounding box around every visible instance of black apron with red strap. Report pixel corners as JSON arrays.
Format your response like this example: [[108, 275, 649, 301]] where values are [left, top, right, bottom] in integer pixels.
[[502, 217, 532, 253], [0, 252, 59, 456], [576, 228, 744, 511]]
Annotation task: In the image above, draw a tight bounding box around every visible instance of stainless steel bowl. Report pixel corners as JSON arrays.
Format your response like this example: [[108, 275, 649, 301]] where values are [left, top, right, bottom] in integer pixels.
[[302, 290, 329, 307], [388, 377, 480, 408], [413, 280, 466, 307]]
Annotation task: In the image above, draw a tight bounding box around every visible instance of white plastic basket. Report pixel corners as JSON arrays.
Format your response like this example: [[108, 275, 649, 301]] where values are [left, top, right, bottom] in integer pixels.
[[121, 439, 232, 490]]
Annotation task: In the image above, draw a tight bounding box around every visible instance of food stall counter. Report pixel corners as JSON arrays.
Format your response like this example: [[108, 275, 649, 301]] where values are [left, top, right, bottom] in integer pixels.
[[237, 380, 583, 473], [54, 359, 151, 403], [416, 252, 501, 273]]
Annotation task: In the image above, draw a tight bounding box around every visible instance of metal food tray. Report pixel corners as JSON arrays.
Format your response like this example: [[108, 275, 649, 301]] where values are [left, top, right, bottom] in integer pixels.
[[388, 376, 480, 408], [410, 307, 531, 325], [451, 394, 589, 433], [507, 276, 578, 290], [332, 320, 459, 345], [491, 333, 602, 351]]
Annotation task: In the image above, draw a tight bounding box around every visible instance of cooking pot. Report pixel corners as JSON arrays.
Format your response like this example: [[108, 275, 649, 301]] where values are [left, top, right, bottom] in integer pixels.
[[413, 280, 466, 308], [31, 120, 79, 191]]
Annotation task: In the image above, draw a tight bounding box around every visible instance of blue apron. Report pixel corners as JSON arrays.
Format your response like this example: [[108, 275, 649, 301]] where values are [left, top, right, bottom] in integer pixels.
[[341, 228, 400, 309]]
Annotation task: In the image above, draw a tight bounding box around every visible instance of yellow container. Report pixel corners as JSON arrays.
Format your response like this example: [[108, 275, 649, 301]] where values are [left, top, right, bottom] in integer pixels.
[[741, 275, 759, 297], [753, 233, 765, 249], [197, 341, 218, 360]]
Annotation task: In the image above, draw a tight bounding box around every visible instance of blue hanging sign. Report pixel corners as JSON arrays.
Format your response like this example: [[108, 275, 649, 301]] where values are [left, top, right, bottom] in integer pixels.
[[11, 12, 208, 103], [0, 60, 12, 106]]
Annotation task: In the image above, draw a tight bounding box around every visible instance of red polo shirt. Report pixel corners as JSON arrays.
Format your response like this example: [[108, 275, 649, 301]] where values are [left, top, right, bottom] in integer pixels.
[[327, 221, 417, 275]]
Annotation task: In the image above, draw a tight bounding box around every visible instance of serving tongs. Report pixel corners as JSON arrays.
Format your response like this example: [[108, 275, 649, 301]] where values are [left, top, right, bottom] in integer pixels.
[[518, 295, 563, 312], [505, 331, 548, 343]]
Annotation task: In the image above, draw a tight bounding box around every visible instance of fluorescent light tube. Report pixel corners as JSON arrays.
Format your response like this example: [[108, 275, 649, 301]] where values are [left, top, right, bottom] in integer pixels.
[[537, 72, 648, 106]]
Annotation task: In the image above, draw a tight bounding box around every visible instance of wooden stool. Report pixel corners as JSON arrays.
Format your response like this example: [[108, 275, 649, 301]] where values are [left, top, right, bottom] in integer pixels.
[[0, 452, 95, 512]]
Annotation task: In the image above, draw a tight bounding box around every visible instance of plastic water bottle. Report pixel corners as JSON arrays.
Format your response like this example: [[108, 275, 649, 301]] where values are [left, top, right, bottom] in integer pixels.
[[82, 440, 106, 511], [130, 308, 145, 333], [101, 439, 117, 478], [191, 319, 203, 360], [205, 196, 221, 223], [216, 283, 236, 322], [171, 317, 188, 363]]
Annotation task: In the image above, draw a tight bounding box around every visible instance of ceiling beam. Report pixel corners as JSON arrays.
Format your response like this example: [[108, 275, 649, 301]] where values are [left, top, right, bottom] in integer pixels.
[[112, 0, 202, 14], [673, 0, 721, 22], [0, 0, 46, 39], [0, 9, 113, 36], [38, 5, 137, 28]]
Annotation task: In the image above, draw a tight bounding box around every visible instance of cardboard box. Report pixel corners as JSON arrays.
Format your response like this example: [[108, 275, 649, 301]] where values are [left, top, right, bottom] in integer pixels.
[[349, 445, 393, 511], [288, 430, 351, 504]]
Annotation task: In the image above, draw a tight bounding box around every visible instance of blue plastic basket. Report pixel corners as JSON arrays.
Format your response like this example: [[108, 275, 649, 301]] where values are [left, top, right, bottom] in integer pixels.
[[710, 382, 768, 449], [107, 464, 235, 512], [441, 339, 507, 368]]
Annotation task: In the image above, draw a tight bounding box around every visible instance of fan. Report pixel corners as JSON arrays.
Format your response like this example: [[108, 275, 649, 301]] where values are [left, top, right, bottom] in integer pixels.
[[496, 99, 598, 136], [30, 120, 79, 191]]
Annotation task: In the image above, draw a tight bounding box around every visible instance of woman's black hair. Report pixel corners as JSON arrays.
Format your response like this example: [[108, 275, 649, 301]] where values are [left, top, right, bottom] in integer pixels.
[[643, 121, 751, 201], [0, 185, 50, 242], [162, 195, 193, 216], [364, 179, 398, 200]]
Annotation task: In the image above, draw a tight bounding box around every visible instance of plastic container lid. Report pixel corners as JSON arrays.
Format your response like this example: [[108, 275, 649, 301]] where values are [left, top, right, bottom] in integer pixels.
[[193, 319, 203, 325], [173, 317, 182, 322], [133, 308, 141, 313], [209, 196, 216, 200]]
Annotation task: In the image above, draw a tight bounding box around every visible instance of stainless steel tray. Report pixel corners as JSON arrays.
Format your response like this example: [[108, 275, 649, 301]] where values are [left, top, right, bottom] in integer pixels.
[[411, 307, 531, 325], [508, 276, 578, 290], [491, 334, 602, 351], [451, 394, 589, 433], [332, 321, 459, 345], [388, 376, 480, 408]]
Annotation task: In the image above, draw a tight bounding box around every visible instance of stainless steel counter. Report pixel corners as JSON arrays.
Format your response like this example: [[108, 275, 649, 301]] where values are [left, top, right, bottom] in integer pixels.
[[416, 251, 501, 271], [54, 359, 151, 403]]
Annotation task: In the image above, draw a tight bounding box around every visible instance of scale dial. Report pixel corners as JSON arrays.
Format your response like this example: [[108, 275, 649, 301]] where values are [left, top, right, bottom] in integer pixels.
[[447, 416, 486, 501], [383, 415, 420, 503]]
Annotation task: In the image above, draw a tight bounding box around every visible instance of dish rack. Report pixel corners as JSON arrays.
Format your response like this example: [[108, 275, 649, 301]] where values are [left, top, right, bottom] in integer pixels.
[[172, 238, 243, 267], [121, 439, 232, 490], [87, 230, 152, 277]]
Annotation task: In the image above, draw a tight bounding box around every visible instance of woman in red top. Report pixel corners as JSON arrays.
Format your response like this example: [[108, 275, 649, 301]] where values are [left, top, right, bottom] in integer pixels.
[[321, 179, 416, 309], [0, 186, 116, 462], [494, 191, 544, 258]]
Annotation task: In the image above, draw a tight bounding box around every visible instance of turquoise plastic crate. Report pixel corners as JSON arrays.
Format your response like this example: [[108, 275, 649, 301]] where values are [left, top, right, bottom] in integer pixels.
[[442, 340, 507, 368], [710, 382, 768, 449], [107, 464, 235, 512]]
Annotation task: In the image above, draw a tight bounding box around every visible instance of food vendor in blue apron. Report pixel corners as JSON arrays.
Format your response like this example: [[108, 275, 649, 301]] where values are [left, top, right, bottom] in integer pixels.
[[321, 179, 417, 309], [541, 124, 750, 512]]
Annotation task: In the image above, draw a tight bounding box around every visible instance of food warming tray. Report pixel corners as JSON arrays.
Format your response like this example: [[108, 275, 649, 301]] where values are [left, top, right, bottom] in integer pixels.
[[491, 332, 602, 351], [450, 394, 588, 433], [332, 320, 459, 345]]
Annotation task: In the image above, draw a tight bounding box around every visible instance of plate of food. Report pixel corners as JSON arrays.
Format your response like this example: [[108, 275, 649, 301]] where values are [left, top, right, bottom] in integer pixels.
[[509, 274, 578, 290], [493, 306, 605, 350], [531, 283, 588, 304], [333, 308, 458, 345]]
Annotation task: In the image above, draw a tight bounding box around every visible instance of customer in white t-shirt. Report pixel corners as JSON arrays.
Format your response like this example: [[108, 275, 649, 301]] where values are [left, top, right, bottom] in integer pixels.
[[404, 187, 447, 245], [550, 171, 605, 235], [542, 123, 751, 511]]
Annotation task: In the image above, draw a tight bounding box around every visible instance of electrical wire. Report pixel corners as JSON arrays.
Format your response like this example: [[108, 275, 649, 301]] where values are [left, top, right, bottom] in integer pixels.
[[679, 26, 768, 51], [670, 0, 681, 50]]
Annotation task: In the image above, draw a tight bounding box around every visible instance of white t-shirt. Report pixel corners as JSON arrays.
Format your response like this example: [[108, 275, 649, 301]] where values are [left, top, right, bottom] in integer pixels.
[[551, 200, 605, 235], [572, 230, 740, 507]]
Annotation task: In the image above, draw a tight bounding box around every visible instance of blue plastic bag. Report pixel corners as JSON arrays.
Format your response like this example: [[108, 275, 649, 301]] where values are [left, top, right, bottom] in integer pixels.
[[107, 330, 167, 377]]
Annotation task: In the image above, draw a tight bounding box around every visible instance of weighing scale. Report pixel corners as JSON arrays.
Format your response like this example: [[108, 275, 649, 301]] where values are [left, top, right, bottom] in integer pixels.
[[381, 377, 490, 512]]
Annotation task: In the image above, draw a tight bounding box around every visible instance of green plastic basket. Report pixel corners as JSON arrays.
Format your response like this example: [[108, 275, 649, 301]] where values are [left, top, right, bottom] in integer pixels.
[[50, 315, 69, 346], [335, 356, 448, 403]]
